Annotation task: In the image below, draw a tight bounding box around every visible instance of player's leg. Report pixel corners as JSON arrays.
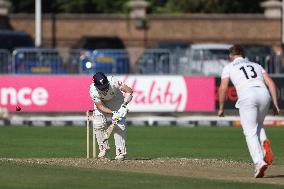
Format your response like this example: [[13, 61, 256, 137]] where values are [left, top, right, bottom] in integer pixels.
[[113, 119, 127, 160], [257, 126, 273, 165], [256, 89, 273, 165], [239, 93, 267, 177], [106, 97, 127, 160], [256, 89, 270, 142], [239, 103, 264, 165], [93, 114, 110, 158]]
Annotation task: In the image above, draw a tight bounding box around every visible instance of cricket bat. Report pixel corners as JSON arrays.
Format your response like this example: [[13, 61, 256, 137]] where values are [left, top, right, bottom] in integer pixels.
[[103, 119, 119, 142]]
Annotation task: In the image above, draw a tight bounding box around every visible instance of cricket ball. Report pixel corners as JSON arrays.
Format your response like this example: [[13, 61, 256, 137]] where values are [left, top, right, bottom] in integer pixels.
[[16, 105, 22, 111]]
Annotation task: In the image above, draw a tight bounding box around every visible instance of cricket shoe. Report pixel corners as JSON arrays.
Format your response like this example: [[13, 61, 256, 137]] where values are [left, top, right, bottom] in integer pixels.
[[254, 161, 268, 178], [98, 150, 108, 158], [263, 139, 274, 165], [98, 145, 110, 158], [115, 154, 125, 161]]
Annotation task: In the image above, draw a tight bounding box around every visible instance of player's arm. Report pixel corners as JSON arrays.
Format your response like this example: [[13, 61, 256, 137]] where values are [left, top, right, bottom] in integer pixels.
[[263, 73, 280, 115], [218, 78, 229, 117], [121, 84, 133, 106], [95, 101, 113, 114], [95, 101, 121, 122], [90, 86, 113, 115]]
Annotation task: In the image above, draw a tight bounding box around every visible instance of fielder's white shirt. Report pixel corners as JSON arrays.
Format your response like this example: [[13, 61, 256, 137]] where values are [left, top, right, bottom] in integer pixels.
[[89, 76, 125, 115], [221, 57, 267, 99]]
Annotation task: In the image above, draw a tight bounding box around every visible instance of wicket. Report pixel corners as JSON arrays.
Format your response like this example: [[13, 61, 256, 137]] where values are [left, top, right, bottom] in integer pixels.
[[86, 110, 97, 159]]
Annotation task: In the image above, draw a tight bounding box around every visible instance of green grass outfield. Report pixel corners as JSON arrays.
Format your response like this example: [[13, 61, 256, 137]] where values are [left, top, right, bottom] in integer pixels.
[[0, 126, 283, 189]]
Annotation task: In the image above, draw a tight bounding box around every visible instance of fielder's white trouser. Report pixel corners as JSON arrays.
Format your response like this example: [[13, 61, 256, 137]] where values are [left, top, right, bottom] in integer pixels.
[[93, 114, 126, 156], [238, 87, 270, 165]]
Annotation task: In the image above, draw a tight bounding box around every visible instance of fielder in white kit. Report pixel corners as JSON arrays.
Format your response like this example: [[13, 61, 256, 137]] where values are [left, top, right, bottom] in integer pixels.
[[218, 45, 280, 178], [89, 72, 133, 160]]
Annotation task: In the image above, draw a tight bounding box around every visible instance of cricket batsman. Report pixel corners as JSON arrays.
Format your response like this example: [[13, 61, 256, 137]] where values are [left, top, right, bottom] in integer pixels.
[[89, 72, 133, 160]]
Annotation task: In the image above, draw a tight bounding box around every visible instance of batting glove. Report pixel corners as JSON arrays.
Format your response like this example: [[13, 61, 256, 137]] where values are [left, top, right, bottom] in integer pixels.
[[118, 105, 128, 118], [112, 111, 121, 121]]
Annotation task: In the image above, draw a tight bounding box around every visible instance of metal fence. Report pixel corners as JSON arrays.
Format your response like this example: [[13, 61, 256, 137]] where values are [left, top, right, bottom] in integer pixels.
[[135, 49, 284, 76], [246, 55, 283, 74], [0, 50, 11, 73], [137, 49, 173, 74], [70, 49, 130, 74], [0, 48, 283, 75], [12, 48, 66, 74]]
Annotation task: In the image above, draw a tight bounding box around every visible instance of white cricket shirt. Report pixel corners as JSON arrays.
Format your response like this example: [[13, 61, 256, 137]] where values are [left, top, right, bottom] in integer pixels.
[[221, 57, 267, 98], [89, 76, 125, 115]]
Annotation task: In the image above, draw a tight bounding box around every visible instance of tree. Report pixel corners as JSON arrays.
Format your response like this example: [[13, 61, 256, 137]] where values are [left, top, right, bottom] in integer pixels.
[[8, 0, 128, 14], [8, 0, 265, 14], [148, 0, 265, 14]]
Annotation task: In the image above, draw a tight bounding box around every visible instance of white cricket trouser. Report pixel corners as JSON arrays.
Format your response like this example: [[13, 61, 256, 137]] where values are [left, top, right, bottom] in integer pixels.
[[114, 118, 127, 156], [238, 87, 271, 165], [93, 115, 110, 152], [93, 114, 126, 155]]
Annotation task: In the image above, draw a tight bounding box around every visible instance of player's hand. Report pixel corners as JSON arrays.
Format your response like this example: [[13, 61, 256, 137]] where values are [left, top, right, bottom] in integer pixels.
[[218, 109, 224, 117], [112, 111, 121, 121], [118, 105, 128, 118], [272, 104, 280, 115]]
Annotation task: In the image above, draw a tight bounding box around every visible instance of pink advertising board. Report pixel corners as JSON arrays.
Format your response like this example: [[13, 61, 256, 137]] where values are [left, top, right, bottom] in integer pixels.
[[0, 75, 93, 112], [0, 75, 215, 112]]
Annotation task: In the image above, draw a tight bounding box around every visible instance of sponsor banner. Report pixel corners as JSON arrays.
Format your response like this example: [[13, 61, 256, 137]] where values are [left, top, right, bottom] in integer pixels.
[[2, 116, 284, 127], [273, 76, 284, 107], [0, 75, 92, 112], [0, 75, 215, 112], [183, 77, 215, 111], [119, 76, 187, 112], [215, 78, 237, 109], [120, 76, 215, 112], [233, 120, 284, 127]]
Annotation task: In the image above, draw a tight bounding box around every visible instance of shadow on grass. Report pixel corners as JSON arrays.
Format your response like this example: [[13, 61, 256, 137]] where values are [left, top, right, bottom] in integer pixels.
[[265, 175, 284, 178]]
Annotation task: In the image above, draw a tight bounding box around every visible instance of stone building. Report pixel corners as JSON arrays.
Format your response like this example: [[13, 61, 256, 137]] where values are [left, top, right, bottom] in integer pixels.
[[8, 14, 281, 51]]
